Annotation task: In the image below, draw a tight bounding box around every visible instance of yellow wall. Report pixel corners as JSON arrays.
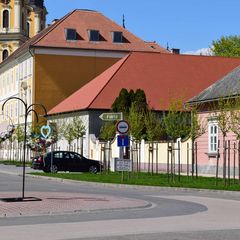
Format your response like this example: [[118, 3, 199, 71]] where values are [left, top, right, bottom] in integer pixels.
[[34, 54, 120, 113]]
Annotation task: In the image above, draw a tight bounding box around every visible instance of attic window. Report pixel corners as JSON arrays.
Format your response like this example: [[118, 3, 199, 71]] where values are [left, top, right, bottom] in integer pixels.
[[89, 30, 100, 41], [112, 31, 123, 43], [65, 28, 77, 41]]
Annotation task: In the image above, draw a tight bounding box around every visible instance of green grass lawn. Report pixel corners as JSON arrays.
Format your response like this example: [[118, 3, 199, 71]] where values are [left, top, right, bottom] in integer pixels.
[[30, 171, 240, 191]]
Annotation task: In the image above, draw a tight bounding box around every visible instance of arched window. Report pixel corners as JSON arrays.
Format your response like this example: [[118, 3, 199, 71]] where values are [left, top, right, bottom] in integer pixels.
[[2, 49, 9, 61], [3, 10, 9, 28]]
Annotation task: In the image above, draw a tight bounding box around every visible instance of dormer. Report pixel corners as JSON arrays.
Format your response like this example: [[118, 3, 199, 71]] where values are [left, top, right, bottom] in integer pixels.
[[112, 31, 123, 43], [89, 30, 100, 41], [65, 28, 77, 41]]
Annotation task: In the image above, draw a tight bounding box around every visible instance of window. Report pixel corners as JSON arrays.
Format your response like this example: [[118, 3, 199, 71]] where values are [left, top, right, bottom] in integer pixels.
[[26, 22, 30, 37], [15, 102, 18, 117], [24, 61, 27, 78], [2, 49, 8, 61], [112, 31, 123, 43], [3, 10, 9, 28], [20, 63, 23, 80], [1, 0, 10, 4], [54, 152, 63, 159], [208, 120, 218, 153], [89, 30, 99, 41], [65, 28, 77, 40]]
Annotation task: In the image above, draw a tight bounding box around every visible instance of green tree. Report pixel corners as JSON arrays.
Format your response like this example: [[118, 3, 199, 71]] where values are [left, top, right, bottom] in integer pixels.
[[163, 99, 191, 181], [13, 125, 25, 161], [163, 99, 191, 141], [111, 88, 132, 114], [212, 35, 240, 57], [111, 88, 148, 115], [99, 122, 116, 141], [133, 89, 148, 113], [145, 110, 166, 141], [128, 103, 145, 141], [144, 110, 166, 174], [128, 103, 146, 172], [72, 117, 86, 153], [62, 122, 75, 149]]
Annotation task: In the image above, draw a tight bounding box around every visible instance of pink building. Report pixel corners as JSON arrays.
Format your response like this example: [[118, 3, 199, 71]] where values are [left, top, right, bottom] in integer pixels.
[[187, 66, 240, 177]]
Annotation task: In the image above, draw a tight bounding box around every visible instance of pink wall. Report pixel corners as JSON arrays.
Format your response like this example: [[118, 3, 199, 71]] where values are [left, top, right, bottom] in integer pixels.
[[196, 111, 239, 175]]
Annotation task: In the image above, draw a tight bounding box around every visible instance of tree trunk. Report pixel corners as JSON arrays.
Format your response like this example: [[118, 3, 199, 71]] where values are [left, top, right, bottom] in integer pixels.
[[192, 139, 195, 178]]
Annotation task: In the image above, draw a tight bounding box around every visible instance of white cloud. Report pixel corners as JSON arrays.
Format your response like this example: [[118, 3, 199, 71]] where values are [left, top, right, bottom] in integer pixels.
[[184, 47, 213, 56]]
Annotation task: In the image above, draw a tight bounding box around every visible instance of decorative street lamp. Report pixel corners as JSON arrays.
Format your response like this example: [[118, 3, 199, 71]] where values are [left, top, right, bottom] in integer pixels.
[[2, 97, 47, 201]]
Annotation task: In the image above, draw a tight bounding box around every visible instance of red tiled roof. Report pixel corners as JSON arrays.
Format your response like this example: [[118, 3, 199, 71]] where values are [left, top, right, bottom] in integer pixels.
[[48, 52, 240, 115], [1, 9, 168, 67], [34, 9, 169, 53]]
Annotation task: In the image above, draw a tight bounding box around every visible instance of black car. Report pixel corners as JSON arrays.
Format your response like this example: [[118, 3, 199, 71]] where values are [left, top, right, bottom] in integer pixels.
[[32, 151, 102, 174]]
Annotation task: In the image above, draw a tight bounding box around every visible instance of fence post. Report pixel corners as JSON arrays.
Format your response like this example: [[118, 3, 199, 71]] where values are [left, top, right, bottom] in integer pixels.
[[156, 143, 158, 175], [151, 142, 154, 175], [223, 140, 227, 186], [192, 140, 194, 178], [187, 142, 189, 179], [215, 140, 220, 186], [195, 142, 198, 178], [178, 140, 180, 182], [234, 142, 236, 184], [167, 142, 170, 183], [238, 141, 240, 185], [228, 140, 230, 186]]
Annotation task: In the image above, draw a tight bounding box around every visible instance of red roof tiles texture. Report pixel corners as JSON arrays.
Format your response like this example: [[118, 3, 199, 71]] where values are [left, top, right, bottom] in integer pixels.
[[48, 52, 240, 115], [33, 10, 169, 53], [1, 9, 168, 67]]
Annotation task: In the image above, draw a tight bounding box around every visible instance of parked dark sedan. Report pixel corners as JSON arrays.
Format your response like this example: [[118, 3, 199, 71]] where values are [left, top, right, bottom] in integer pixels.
[[32, 151, 102, 174]]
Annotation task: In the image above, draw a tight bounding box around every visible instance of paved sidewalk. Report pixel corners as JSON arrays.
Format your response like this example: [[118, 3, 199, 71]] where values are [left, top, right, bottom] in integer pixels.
[[0, 191, 149, 218]]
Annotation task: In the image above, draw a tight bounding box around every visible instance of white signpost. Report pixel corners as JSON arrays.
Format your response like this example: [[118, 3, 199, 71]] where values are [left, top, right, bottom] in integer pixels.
[[99, 112, 122, 121], [115, 158, 132, 172]]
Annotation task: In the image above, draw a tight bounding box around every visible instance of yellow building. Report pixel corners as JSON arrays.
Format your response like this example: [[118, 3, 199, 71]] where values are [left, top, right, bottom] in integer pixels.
[[0, 0, 47, 62]]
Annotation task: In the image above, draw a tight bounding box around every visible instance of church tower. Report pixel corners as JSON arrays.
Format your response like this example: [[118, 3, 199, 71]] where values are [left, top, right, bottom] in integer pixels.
[[0, 0, 47, 63]]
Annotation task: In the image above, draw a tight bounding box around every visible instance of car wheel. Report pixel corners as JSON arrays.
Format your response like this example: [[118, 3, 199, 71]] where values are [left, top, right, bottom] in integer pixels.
[[50, 164, 58, 173], [89, 165, 98, 174]]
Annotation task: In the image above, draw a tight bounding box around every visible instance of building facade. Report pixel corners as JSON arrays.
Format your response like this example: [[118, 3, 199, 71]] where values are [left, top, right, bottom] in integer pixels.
[[0, 9, 165, 133], [187, 66, 240, 176], [0, 0, 47, 62]]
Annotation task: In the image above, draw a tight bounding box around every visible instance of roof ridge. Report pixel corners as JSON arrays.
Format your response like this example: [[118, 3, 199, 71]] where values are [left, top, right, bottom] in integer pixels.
[[132, 51, 240, 60], [88, 53, 131, 109], [31, 10, 77, 46]]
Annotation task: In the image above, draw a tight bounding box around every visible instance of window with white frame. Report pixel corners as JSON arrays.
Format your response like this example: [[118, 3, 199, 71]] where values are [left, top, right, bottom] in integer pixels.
[[208, 119, 218, 153]]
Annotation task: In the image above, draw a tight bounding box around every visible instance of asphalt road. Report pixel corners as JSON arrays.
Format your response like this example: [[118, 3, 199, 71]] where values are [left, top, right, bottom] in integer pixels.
[[1, 164, 240, 240]]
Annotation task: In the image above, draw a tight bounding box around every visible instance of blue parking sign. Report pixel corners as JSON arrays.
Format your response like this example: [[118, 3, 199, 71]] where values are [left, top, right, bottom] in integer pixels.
[[117, 135, 129, 147]]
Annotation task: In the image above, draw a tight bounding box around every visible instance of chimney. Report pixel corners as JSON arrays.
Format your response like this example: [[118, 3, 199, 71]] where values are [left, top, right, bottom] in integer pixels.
[[172, 48, 180, 54], [51, 19, 59, 25]]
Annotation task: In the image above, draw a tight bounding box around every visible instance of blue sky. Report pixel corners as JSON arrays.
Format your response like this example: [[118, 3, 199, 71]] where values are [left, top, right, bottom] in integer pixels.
[[45, 0, 240, 53]]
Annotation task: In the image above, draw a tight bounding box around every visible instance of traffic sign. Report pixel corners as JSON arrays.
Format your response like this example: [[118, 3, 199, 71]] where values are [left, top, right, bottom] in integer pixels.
[[116, 120, 129, 134], [117, 135, 129, 147], [99, 112, 122, 121], [115, 158, 132, 172]]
